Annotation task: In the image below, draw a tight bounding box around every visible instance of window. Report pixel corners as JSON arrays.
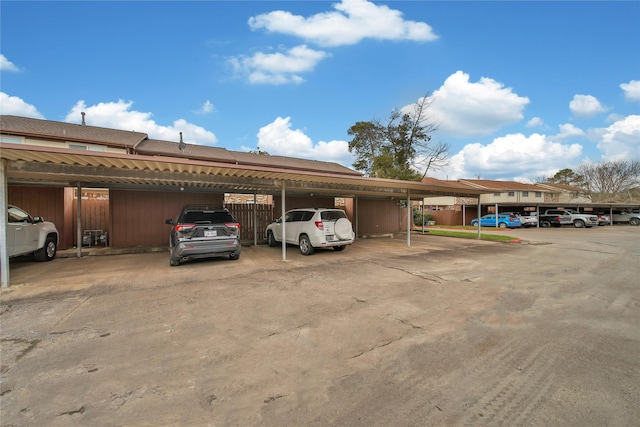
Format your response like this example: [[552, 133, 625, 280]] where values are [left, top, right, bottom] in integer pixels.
[[535, 192, 542, 198], [321, 210, 347, 221], [1, 136, 22, 144], [69, 143, 106, 152], [7, 207, 30, 223], [522, 191, 529, 197], [508, 191, 515, 197], [493, 192, 501, 196]]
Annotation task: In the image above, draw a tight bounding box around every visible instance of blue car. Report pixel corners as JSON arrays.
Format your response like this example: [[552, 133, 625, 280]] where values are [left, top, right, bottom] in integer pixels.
[[470, 214, 522, 229]]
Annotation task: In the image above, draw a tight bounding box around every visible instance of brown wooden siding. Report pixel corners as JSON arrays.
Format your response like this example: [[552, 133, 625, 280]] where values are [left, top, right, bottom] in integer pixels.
[[109, 190, 223, 247], [356, 199, 405, 235], [71, 195, 110, 246], [7, 186, 69, 249], [427, 206, 480, 226]]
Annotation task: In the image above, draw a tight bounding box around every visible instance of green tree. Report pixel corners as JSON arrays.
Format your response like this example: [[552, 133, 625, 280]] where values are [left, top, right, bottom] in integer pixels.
[[347, 95, 449, 181], [547, 168, 585, 187]]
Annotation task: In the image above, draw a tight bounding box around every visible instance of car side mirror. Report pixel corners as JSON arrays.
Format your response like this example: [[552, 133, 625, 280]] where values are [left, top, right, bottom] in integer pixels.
[[165, 219, 174, 225], [33, 216, 44, 223]]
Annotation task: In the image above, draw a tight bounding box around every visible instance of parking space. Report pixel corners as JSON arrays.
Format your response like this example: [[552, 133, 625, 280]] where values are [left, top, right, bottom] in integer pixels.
[[1, 228, 639, 426]]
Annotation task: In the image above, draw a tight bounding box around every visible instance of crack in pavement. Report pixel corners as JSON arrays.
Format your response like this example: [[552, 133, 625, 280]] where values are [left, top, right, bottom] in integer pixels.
[[262, 322, 310, 340], [369, 261, 445, 283], [348, 315, 423, 359]]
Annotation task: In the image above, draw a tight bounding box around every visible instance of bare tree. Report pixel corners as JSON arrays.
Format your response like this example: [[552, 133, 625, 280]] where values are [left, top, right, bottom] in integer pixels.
[[576, 160, 640, 202]]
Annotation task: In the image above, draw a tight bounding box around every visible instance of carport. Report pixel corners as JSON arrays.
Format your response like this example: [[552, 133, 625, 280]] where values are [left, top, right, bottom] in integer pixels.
[[0, 142, 486, 287]]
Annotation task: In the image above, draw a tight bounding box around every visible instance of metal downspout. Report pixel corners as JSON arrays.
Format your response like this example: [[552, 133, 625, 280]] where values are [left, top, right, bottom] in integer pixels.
[[610, 206, 614, 227], [281, 182, 286, 261], [477, 198, 482, 239], [0, 159, 9, 287], [355, 195, 359, 239], [76, 183, 82, 258], [407, 191, 411, 247], [253, 192, 258, 246]]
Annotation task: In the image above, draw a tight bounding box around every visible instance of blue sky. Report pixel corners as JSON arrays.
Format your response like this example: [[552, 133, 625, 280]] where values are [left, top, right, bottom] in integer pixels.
[[1, 0, 639, 182]]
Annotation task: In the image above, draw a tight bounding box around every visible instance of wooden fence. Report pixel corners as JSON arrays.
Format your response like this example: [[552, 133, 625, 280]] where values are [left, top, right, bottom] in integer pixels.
[[225, 203, 275, 242]]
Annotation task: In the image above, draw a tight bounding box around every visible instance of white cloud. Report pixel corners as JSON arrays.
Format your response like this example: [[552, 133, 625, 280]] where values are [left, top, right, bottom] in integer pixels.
[[256, 116, 353, 165], [408, 71, 530, 138], [0, 54, 20, 72], [64, 100, 217, 145], [248, 0, 438, 47], [0, 92, 43, 118], [526, 117, 544, 128], [593, 114, 640, 160], [437, 132, 582, 181], [569, 94, 607, 118], [194, 100, 215, 115], [620, 80, 640, 102], [228, 45, 329, 85], [554, 123, 585, 140]]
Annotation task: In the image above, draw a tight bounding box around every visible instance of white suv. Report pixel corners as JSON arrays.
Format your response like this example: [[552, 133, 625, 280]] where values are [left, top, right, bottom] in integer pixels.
[[265, 208, 355, 255]]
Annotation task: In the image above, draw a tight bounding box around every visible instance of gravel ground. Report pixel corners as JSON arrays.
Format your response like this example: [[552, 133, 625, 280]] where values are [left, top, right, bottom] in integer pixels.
[[1, 227, 639, 426]]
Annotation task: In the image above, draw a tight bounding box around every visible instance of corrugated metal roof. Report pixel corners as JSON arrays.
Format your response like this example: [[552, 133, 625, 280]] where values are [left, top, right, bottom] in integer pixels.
[[0, 143, 486, 198], [0, 115, 147, 148]]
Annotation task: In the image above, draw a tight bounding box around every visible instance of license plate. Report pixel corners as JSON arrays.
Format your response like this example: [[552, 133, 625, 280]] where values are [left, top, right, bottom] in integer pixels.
[[204, 230, 217, 237]]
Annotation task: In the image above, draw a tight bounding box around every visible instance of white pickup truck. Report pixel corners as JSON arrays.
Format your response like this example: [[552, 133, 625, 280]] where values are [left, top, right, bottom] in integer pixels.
[[543, 209, 599, 228], [6, 204, 59, 261]]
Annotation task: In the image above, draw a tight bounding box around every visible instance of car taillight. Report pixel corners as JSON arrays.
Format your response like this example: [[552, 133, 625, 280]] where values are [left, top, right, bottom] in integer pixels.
[[175, 224, 195, 232], [225, 223, 240, 230], [315, 221, 324, 230]]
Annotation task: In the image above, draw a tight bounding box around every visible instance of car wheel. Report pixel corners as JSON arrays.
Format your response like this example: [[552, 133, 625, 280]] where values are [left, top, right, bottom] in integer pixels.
[[229, 252, 240, 260], [169, 247, 180, 266], [470, 221, 478, 226], [630, 218, 640, 226], [334, 218, 352, 240], [333, 245, 346, 251], [35, 236, 57, 261], [267, 230, 277, 247], [498, 222, 507, 228], [541, 220, 551, 228], [573, 219, 585, 228], [299, 234, 314, 256]]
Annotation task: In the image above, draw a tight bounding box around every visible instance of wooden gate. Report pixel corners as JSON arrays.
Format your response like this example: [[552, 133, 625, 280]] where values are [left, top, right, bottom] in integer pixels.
[[225, 203, 274, 242]]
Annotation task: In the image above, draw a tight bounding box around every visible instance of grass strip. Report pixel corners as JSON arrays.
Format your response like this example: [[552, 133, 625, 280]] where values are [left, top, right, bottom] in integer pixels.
[[417, 228, 519, 242]]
